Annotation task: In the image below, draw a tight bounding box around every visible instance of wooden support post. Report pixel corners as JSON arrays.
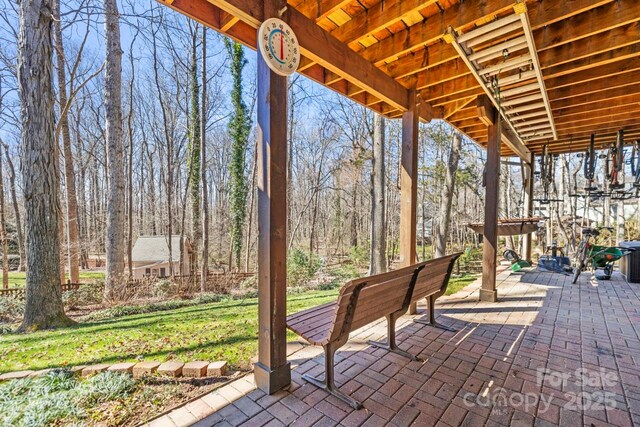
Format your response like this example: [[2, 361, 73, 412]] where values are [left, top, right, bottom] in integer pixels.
[[400, 91, 419, 314], [522, 153, 535, 262], [254, 0, 290, 394], [478, 96, 499, 302]]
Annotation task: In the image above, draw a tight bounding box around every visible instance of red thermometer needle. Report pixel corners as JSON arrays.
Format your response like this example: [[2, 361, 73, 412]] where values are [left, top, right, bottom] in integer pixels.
[[280, 31, 284, 60]]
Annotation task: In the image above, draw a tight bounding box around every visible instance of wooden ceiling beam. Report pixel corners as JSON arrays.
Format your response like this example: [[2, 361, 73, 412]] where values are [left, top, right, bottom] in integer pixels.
[[539, 22, 640, 71], [544, 42, 640, 80], [360, 0, 613, 66], [416, 24, 639, 99], [545, 57, 640, 91], [291, 0, 353, 22], [286, 6, 418, 114], [554, 105, 640, 126], [443, 97, 476, 120], [554, 123, 640, 141], [331, 0, 438, 46], [163, 0, 436, 120], [359, 0, 517, 66], [526, 131, 640, 153], [418, 41, 640, 108], [555, 117, 640, 134], [552, 83, 640, 111], [554, 94, 640, 119], [549, 70, 640, 103], [476, 95, 531, 162]]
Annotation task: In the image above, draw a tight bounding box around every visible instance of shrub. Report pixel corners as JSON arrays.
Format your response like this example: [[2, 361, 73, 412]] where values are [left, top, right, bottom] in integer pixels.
[[153, 279, 173, 298], [239, 275, 257, 291], [63, 282, 104, 309], [348, 245, 369, 268], [0, 296, 24, 323], [80, 294, 227, 322], [317, 279, 342, 291], [287, 249, 322, 287], [333, 264, 361, 280]]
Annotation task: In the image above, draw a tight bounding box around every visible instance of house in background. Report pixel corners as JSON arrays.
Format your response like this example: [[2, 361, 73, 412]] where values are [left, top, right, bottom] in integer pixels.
[[131, 236, 193, 279]]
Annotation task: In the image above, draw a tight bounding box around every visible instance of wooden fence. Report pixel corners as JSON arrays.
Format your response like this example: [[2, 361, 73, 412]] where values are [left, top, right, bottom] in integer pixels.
[[0, 273, 250, 301], [0, 283, 82, 299]]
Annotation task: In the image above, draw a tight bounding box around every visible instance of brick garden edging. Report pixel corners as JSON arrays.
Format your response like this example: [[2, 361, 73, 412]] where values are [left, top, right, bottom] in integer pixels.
[[0, 360, 228, 382]]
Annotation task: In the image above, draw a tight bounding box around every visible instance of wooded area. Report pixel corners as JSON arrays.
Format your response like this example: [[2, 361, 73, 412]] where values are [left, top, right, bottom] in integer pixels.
[[0, 1, 638, 331]]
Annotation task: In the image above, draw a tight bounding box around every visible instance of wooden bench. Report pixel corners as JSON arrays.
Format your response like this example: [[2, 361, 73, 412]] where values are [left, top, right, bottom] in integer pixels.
[[410, 252, 463, 332], [286, 253, 461, 409]]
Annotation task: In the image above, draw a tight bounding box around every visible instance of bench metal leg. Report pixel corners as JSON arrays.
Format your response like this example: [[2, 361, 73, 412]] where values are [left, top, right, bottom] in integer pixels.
[[368, 314, 422, 361], [414, 295, 456, 332], [302, 344, 363, 410]]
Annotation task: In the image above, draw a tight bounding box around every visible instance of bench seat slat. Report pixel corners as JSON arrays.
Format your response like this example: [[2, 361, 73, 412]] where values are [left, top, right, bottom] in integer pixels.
[[287, 301, 335, 322]]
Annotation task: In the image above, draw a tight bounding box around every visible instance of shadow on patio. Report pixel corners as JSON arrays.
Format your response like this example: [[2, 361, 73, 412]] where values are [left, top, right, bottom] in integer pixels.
[[145, 269, 640, 427]]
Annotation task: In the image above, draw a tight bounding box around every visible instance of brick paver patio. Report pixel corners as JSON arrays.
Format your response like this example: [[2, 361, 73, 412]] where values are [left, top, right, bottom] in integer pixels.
[[144, 268, 640, 426]]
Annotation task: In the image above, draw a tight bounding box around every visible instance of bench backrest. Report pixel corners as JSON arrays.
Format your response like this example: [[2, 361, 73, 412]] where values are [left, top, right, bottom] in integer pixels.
[[327, 262, 427, 343], [411, 252, 462, 303], [327, 253, 461, 343]]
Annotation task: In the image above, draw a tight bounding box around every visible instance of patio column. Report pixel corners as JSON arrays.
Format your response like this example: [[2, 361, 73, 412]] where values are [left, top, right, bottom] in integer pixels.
[[400, 91, 420, 314], [478, 96, 499, 302], [522, 153, 535, 262], [254, 0, 291, 394]]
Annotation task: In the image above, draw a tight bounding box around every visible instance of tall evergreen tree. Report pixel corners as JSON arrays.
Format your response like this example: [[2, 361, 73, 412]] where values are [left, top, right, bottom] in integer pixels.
[[224, 39, 250, 271]]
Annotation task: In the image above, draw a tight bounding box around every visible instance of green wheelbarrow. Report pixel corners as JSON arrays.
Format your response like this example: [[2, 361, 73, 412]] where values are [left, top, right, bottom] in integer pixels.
[[573, 244, 635, 283]]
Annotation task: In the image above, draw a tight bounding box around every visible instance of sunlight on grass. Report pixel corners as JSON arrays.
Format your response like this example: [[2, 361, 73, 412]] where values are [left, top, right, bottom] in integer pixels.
[[0, 289, 339, 373], [445, 274, 479, 295]]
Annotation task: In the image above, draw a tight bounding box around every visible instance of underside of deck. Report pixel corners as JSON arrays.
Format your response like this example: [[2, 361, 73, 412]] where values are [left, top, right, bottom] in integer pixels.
[[149, 270, 640, 426]]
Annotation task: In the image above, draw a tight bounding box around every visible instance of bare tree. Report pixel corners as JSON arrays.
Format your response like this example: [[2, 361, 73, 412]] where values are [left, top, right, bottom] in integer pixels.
[[0, 139, 8, 288], [200, 26, 209, 290], [52, 0, 80, 283], [18, 0, 73, 330], [369, 114, 386, 274], [3, 143, 25, 271], [434, 132, 462, 258], [103, 0, 125, 300]]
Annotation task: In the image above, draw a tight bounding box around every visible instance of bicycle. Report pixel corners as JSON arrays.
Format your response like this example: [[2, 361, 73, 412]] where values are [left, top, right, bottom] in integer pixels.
[[583, 134, 598, 192], [604, 130, 625, 190], [572, 226, 634, 284], [631, 139, 640, 189], [535, 145, 561, 204]]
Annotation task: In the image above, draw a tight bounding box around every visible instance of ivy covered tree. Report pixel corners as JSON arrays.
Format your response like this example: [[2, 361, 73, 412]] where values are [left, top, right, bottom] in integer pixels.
[[224, 39, 251, 271], [188, 25, 201, 259]]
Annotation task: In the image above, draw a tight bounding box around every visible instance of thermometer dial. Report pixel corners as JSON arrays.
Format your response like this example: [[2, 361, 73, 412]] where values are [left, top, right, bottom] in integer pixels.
[[258, 18, 300, 77]]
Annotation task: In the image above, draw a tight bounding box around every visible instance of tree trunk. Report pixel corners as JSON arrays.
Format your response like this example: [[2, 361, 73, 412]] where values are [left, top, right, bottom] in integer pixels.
[[0, 149, 8, 288], [369, 114, 386, 274], [188, 27, 201, 262], [126, 31, 137, 277], [18, 0, 74, 330], [3, 145, 25, 271], [200, 27, 209, 291], [103, 0, 126, 301], [52, 0, 80, 284], [434, 133, 462, 258]]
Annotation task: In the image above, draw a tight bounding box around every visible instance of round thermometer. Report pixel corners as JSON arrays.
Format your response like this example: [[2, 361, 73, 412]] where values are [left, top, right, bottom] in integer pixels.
[[258, 18, 301, 76]]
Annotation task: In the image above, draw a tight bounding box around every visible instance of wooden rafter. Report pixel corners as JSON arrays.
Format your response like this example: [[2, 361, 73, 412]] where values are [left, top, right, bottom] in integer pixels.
[[157, 0, 640, 156]]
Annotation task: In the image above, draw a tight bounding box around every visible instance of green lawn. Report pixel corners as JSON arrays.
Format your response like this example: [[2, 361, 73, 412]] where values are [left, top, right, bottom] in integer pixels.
[[0, 289, 340, 374], [445, 274, 479, 295], [1, 271, 105, 288], [0, 273, 479, 374]]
